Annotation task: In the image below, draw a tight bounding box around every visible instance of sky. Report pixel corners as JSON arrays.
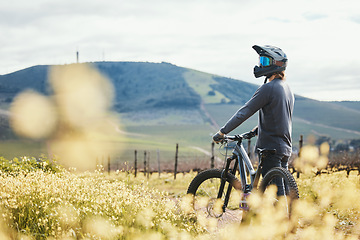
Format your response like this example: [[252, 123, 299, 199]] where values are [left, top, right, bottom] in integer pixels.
[[1, 0, 360, 101]]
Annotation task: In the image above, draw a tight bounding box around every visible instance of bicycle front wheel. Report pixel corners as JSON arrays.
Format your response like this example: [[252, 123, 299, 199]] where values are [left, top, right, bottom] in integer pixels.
[[259, 167, 299, 217], [187, 169, 243, 222]]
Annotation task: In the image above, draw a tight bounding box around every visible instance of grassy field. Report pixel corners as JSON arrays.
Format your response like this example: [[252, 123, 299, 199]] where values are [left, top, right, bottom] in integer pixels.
[[1, 113, 358, 171], [294, 99, 360, 133], [1, 154, 360, 239], [0, 140, 47, 159], [0, 122, 217, 170], [183, 70, 230, 104], [1, 100, 360, 168]]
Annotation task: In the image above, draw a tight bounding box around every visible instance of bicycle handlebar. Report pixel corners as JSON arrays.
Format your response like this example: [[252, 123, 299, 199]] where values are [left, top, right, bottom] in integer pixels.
[[224, 130, 257, 142]]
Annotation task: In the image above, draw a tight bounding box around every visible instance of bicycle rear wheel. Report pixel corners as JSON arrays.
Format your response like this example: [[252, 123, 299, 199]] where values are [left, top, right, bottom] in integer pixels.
[[259, 167, 299, 217], [187, 169, 242, 222]]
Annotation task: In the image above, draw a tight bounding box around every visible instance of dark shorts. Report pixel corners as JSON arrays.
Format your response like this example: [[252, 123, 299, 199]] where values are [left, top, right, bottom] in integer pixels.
[[261, 153, 290, 196], [261, 153, 289, 177]]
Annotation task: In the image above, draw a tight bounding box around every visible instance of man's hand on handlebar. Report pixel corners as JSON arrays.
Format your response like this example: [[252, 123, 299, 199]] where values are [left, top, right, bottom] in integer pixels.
[[213, 128, 258, 143], [242, 127, 258, 139], [212, 131, 225, 144]]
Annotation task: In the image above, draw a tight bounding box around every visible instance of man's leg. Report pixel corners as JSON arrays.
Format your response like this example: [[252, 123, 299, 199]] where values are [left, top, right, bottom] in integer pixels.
[[262, 154, 290, 196]]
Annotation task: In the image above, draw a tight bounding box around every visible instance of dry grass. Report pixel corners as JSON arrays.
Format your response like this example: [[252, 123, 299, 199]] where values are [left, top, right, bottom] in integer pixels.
[[0, 159, 359, 239]]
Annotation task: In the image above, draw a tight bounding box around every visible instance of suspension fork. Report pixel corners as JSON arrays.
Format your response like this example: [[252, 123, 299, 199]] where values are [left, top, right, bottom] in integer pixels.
[[217, 154, 238, 211], [252, 158, 263, 189]]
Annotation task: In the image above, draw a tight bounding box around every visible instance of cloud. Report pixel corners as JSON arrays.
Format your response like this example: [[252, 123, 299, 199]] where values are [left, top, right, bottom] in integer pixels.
[[350, 15, 360, 24], [288, 63, 360, 101], [1, 0, 360, 101], [266, 17, 292, 23], [302, 12, 328, 21]]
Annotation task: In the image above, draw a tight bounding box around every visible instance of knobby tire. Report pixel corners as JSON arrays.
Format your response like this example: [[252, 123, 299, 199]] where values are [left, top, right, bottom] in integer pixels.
[[187, 169, 241, 195], [187, 169, 242, 218], [259, 167, 299, 199], [259, 167, 299, 218]]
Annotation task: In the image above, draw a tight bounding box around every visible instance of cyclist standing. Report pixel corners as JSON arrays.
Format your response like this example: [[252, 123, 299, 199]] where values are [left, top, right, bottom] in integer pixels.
[[213, 45, 294, 179]]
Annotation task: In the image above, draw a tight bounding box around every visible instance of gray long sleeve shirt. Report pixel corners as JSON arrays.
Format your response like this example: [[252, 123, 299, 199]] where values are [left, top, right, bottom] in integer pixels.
[[220, 78, 294, 156]]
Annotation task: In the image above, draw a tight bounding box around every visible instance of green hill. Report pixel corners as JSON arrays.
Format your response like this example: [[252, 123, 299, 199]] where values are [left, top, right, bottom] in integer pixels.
[[0, 61, 360, 160], [331, 101, 360, 112], [0, 62, 260, 112]]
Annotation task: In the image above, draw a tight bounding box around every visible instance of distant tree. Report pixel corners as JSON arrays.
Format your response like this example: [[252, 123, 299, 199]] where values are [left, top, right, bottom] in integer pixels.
[[316, 136, 331, 146], [334, 143, 350, 152], [350, 139, 360, 150], [207, 90, 216, 96]]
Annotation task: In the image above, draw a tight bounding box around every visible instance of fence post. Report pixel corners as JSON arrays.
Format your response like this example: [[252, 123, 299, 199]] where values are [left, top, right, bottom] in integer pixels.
[[134, 150, 138, 177], [144, 151, 147, 177], [297, 135, 303, 178], [157, 149, 161, 178], [108, 156, 110, 175], [147, 152, 150, 179], [211, 142, 215, 168], [174, 143, 178, 180]]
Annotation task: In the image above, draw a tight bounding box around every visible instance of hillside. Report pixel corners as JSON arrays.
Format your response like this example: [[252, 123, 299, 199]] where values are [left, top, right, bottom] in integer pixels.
[[96, 62, 202, 112], [0, 61, 360, 160], [331, 101, 360, 112], [0, 62, 259, 112]]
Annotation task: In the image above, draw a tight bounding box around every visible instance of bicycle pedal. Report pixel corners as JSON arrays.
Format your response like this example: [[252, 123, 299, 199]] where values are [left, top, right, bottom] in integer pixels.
[[239, 203, 249, 211], [239, 192, 250, 211]]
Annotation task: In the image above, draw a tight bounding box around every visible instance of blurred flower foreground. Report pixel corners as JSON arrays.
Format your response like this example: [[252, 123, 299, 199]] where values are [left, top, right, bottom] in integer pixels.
[[10, 63, 123, 170]]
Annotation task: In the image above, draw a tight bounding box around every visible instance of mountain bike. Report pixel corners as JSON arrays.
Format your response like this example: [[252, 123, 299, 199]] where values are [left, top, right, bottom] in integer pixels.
[[186, 131, 299, 221]]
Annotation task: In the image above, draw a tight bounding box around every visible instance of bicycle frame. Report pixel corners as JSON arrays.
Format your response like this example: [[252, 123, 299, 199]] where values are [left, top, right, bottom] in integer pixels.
[[218, 136, 263, 210]]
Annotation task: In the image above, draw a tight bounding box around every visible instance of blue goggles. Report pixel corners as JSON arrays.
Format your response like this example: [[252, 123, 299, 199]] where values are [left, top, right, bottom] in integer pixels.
[[259, 56, 272, 67]]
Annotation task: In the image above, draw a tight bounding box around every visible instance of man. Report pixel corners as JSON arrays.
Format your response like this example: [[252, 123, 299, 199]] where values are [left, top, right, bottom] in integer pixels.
[[213, 45, 294, 178]]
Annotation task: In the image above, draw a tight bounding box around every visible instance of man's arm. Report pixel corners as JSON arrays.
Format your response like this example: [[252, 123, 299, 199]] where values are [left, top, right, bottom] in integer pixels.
[[220, 85, 270, 134]]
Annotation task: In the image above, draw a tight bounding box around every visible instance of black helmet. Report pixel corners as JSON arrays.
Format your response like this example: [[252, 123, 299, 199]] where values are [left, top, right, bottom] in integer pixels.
[[252, 45, 287, 78]]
